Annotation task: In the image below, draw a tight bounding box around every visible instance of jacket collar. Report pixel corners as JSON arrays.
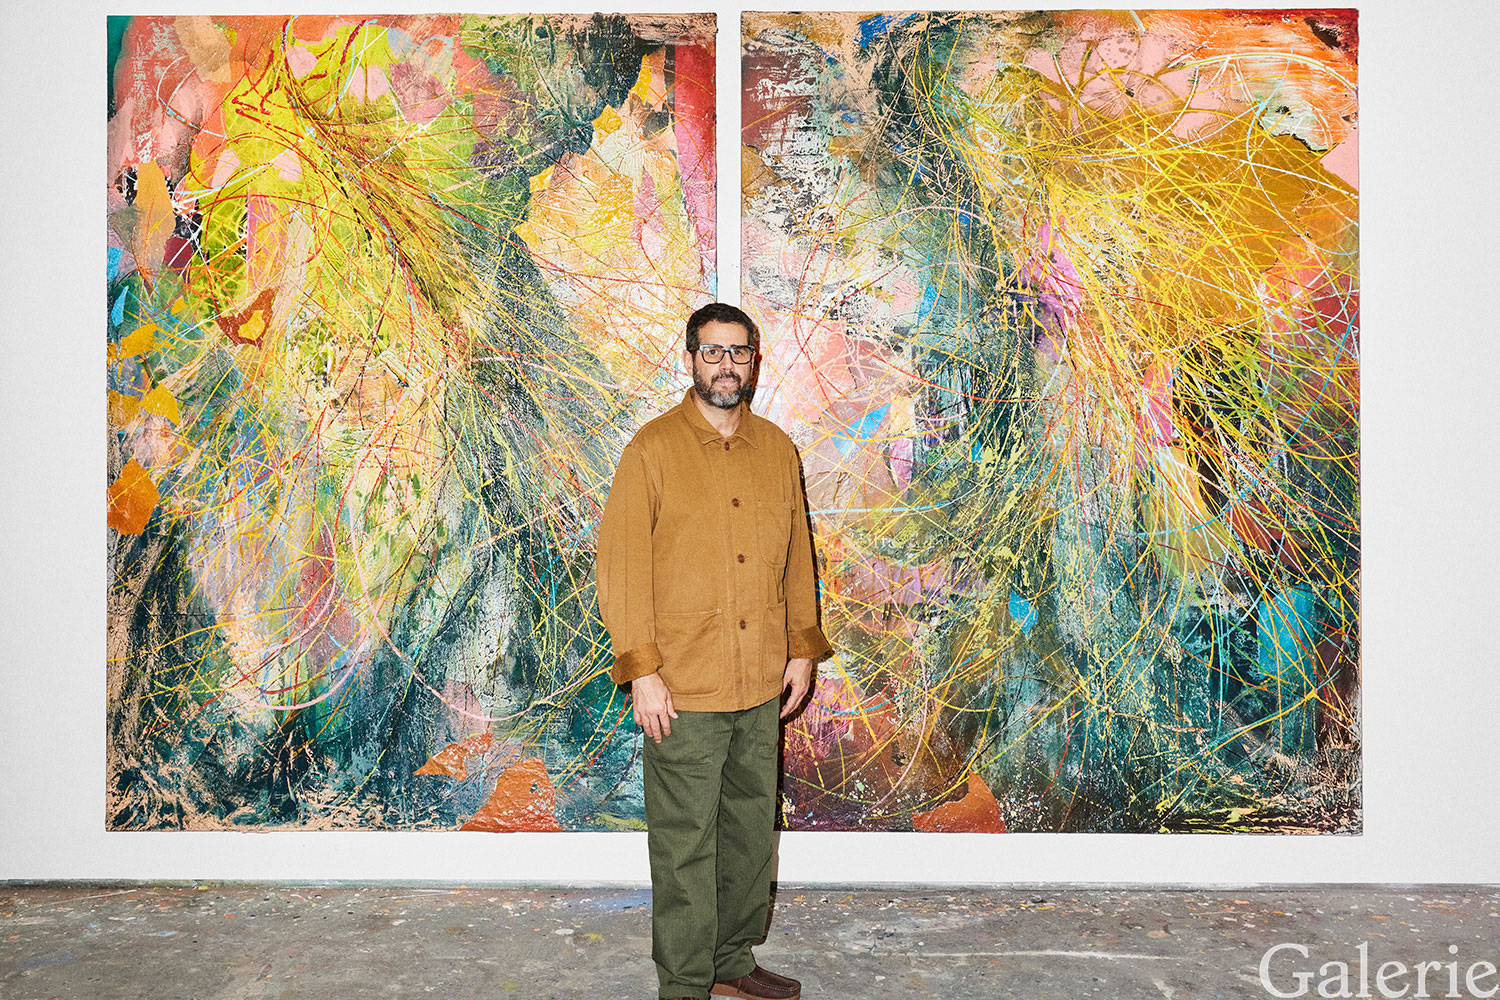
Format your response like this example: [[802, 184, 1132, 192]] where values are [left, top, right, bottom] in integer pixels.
[[677, 388, 759, 448]]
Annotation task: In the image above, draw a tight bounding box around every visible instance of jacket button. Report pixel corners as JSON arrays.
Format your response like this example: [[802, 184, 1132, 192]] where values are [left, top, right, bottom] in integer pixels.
[[738, 620, 747, 630], [737, 553, 745, 563], [731, 498, 741, 507], [723, 442, 730, 451]]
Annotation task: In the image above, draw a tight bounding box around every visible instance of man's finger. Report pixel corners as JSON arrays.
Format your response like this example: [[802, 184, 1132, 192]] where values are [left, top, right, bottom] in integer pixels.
[[780, 683, 806, 719]]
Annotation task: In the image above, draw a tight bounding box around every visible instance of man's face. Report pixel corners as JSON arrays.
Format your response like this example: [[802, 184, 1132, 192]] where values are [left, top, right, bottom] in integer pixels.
[[687, 319, 755, 410]]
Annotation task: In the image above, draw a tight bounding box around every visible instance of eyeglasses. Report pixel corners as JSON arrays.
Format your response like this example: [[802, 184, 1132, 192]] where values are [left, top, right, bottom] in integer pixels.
[[697, 343, 755, 364]]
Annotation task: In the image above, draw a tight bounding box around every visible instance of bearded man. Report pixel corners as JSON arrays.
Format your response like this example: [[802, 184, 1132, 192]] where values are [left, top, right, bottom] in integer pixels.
[[596, 302, 831, 1000]]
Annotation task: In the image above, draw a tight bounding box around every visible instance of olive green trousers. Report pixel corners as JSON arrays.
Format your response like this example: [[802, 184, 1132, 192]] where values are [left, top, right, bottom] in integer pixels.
[[642, 697, 779, 1000]]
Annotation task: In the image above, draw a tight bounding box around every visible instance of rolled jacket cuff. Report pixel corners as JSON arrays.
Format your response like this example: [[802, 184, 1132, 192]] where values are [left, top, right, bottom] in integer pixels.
[[610, 642, 664, 685], [787, 624, 833, 662]]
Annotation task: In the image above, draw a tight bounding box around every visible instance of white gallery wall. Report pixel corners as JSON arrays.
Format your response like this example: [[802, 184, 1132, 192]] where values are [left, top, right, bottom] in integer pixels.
[[2, 0, 1496, 884]]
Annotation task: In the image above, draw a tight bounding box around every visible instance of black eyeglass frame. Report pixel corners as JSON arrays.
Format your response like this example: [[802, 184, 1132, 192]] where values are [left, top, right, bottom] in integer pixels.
[[696, 344, 756, 364]]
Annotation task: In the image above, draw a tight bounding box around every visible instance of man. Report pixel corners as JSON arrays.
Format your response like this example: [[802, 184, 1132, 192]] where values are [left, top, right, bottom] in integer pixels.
[[596, 302, 832, 1000]]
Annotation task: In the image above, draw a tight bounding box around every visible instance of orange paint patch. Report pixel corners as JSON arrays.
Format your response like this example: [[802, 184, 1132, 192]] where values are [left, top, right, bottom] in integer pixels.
[[107, 460, 161, 535], [912, 773, 1006, 833], [459, 757, 564, 832], [415, 732, 493, 781]]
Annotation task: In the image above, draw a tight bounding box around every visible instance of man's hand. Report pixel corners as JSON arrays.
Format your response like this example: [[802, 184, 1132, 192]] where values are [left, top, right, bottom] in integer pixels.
[[781, 657, 814, 719], [631, 671, 677, 743]]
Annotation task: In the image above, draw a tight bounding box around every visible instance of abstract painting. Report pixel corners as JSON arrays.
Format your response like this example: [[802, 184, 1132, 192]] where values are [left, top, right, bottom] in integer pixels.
[[107, 13, 716, 829], [108, 9, 1359, 836], [743, 10, 1359, 832]]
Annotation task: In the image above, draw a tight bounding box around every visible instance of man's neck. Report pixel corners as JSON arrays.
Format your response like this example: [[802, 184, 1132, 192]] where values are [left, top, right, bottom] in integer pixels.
[[692, 392, 743, 439]]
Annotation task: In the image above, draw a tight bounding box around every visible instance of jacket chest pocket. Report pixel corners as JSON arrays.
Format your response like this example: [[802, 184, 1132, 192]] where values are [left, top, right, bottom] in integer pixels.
[[754, 499, 792, 571]]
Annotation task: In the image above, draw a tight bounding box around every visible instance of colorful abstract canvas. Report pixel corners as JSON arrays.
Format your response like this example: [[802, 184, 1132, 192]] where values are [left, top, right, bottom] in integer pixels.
[[743, 10, 1359, 832], [106, 14, 716, 829]]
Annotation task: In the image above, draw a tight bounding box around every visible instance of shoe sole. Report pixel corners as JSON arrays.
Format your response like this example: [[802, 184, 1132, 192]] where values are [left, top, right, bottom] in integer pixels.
[[709, 987, 799, 1000]]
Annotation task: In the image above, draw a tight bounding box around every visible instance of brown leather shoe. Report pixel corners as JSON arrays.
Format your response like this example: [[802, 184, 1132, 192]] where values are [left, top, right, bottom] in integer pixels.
[[711, 965, 801, 1000]]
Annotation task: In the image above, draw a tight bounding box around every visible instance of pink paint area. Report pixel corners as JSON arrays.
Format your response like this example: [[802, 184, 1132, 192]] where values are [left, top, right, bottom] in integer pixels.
[[1021, 218, 1084, 343], [672, 40, 715, 286], [391, 59, 450, 125], [1321, 126, 1358, 190], [632, 170, 668, 252], [345, 63, 392, 104], [1137, 362, 1176, 456], [888, 274, 922, 319], [245, 194, 285, 287], [285, 44, 318, 79], [1023, 30, 1197, 124], [889, 436, 914, 491], [752, 292, 858, 414], [828, 535, 968, 608]]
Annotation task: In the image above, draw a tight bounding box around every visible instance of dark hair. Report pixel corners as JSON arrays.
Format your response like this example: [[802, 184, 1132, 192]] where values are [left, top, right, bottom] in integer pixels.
[[685, 302, 759, 353]]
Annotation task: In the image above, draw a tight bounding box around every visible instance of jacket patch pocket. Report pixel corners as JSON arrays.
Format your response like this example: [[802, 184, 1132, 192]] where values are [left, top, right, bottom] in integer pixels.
[[655, 608, 723, 698], [762, 601, 789, 688], [754, 499, 792, 570]]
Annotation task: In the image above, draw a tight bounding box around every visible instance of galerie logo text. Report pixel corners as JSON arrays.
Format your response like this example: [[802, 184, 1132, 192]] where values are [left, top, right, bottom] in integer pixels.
[[1260, 942, 1497, 998]]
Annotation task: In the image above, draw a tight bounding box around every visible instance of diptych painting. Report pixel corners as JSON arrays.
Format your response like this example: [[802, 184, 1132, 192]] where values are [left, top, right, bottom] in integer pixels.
[[108, 9, 1358, 833]]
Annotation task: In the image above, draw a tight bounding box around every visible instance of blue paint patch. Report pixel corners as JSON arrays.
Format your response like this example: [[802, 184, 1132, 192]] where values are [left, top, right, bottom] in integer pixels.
[[576, 888, 653, 912], [19, 952, 75, 971], [1009, 591, 1038, 632], [916, 284, 938, 326], [107, 245, 123, 281], [857, 12, 918, 49], [111, 286, 129, 327], [832, 402, 890, 458], [1255, 586, 1318, 683], [1255, 585, 1321, 755]]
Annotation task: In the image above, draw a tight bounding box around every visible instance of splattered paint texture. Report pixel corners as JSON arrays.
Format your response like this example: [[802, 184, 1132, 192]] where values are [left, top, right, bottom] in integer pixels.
[[744, 10, 1359, 832], [107, 14, 715, 830]]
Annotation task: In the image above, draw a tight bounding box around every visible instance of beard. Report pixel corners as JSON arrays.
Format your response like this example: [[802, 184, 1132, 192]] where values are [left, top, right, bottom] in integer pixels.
[[692, 366, 744, 409]]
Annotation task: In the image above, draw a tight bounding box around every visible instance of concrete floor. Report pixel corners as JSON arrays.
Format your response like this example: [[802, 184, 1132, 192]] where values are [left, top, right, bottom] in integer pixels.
[[3, 884, 1498, 999]]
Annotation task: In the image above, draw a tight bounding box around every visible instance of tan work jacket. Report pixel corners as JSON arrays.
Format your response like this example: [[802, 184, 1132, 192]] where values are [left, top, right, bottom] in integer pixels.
[[596, 390, 832, 711]]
